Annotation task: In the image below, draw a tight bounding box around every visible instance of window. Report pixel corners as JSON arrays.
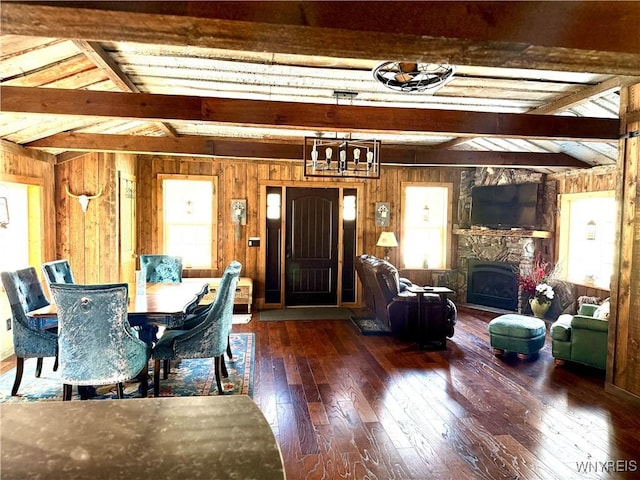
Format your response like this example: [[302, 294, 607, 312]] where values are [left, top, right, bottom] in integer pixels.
[[401, 183, 452, 269], [159, 175, 217, 269], [558, 191, 616, 289]]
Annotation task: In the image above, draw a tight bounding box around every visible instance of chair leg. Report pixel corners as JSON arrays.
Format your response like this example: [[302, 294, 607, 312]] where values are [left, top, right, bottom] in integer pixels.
[[53, 355, 59, 372], [153, 359, 161, 397], [163, 359, 170, 379], [138, 367, 149, 398], [11, 357, 25, 396], [116, 383, 125, 399], [35, 357, 43, 378], [214, 356, 225, 395], [226, 336, 233, 360], [221, 355, 228, 378], [62, 384, 72, 401]]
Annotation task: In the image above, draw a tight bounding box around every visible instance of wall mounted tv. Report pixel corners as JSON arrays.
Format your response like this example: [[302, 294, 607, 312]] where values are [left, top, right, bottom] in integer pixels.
[[470, 183, 540, 230]]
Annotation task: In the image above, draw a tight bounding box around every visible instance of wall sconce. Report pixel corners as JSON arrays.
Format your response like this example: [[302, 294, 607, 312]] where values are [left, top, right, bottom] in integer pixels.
[[0, 197, 9, 228], [231, 199, 247, 242], [231, 199, 246, 225], [376, 231, 398, 261], [586, 220, 597, 240], [376, 202, 390, 227]]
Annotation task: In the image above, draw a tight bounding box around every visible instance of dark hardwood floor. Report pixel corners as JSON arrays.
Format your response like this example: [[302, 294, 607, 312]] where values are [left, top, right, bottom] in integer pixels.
[[233, 311, 640, 480], [3, 310, 639, 479]]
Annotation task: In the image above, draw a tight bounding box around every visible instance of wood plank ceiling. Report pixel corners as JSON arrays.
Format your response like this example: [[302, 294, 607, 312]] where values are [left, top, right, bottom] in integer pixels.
[[1, 1, 639, 172]]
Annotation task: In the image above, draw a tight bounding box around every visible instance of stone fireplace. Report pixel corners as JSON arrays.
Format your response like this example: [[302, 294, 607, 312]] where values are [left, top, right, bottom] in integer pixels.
[[467, 259, 518, 310], [453, 229, 552, 312]]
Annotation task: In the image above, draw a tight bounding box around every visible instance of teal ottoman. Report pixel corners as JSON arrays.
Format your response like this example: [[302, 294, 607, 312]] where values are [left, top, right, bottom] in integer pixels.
[[488, 314, 546, 359]]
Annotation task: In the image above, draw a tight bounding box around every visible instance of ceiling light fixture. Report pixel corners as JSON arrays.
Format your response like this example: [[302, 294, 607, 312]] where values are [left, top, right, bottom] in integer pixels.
[[373, 61, 455, 93], [303, 137, 380, 179]]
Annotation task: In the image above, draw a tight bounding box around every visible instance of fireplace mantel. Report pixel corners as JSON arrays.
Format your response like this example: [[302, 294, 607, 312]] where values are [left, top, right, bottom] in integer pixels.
[[453, 228, 552, 239]]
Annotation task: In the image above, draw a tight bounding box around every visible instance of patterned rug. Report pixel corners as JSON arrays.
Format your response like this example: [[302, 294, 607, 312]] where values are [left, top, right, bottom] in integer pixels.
[[350, 316, 392, 336], [0, 333, 255, 403]]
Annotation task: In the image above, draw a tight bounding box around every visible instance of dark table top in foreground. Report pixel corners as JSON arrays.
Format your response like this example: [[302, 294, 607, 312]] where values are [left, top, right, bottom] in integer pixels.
[[0, 395, 286, 480]]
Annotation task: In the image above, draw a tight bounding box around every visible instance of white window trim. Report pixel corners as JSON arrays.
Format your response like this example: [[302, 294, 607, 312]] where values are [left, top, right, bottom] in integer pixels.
[[557, 190, 615, 290], [400, 181, 453, 270]]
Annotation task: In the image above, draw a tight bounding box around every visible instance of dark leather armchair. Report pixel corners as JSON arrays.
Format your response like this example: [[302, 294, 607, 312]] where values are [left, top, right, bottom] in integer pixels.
[[355, 254, 456, 348]]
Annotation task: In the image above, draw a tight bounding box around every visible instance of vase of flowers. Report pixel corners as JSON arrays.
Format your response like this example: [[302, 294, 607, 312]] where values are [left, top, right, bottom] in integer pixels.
[[517, 254, 557, 316], [529, 283, 555, 318]]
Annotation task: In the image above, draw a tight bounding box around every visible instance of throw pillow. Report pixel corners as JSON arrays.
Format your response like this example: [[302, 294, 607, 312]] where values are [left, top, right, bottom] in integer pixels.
[[593, 299, 610, 320], [578, 295, 601, 307]]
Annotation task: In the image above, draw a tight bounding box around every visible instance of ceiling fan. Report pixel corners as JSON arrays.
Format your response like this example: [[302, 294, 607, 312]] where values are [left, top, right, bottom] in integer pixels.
[[373, 61, 455, 93]]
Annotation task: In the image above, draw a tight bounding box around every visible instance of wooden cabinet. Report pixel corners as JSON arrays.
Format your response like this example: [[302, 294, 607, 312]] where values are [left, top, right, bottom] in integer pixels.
[[184, 277, 253, 313]]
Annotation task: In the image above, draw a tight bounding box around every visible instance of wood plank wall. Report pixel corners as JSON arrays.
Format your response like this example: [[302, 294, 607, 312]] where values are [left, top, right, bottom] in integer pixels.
[[549, 164, 616, 300], [54, 151, 135, 284], [135, 155, 461, 307], [608, 83, 640, 400]]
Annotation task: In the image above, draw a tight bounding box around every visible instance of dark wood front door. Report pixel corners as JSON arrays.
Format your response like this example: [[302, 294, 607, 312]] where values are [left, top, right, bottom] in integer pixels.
[[285, 188, 338, 306]]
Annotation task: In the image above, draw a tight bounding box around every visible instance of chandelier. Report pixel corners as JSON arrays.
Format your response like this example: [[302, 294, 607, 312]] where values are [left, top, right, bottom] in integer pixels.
[[303, 137, 380, 179], [373, 61, 455, 93]]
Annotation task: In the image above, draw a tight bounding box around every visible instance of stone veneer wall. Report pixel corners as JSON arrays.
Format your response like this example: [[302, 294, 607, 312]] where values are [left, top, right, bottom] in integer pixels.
[[454, 168, 556, 311]]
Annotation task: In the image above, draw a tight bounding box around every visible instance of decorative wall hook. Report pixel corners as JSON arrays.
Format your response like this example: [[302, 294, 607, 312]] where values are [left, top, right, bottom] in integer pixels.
[[65, 185, 103, 213]]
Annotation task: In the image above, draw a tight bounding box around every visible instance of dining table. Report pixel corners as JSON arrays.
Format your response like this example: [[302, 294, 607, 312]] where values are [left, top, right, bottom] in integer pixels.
[[28, 281, 210, 345], [0, 395, 286, 480]]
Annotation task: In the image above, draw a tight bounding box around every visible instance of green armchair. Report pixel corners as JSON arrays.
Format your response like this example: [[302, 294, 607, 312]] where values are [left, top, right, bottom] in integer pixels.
[[550, 303, 609, 370]]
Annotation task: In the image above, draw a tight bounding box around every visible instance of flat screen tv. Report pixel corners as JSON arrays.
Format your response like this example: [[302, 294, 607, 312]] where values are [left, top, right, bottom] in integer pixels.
[[470, 183, 539, 230]]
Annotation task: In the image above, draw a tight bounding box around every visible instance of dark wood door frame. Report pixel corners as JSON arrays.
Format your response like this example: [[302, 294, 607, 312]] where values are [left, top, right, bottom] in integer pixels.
[[259, 181, 363, 309]]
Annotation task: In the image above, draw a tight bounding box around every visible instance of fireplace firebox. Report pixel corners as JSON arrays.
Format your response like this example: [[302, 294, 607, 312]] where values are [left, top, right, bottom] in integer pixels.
[[467, 259, 518, 310]]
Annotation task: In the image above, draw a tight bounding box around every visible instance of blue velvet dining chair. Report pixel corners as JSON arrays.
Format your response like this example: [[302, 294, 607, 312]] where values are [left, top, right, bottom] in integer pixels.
[[139, 254, 183, 283], [152, 261, 241, 397], [1, 267, 58, 396], [50, 282, 150, 400], [41, 259, 75, 287]]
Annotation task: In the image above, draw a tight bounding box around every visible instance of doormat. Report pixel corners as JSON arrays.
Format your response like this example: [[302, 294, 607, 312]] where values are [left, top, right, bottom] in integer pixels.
[[258, 307, 353, 321], [350, 316, 393, 336], [0, 333, 255, 402]]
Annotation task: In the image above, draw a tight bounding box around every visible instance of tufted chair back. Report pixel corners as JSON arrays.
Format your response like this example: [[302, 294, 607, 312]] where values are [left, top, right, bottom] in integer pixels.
[[1, 268, 56, 359], [50, 282, 149, 400], [1, 267, 58, 395], [41, 260, 75, 287], [139, 254, 183, 283], [152, 261, 242, 396]]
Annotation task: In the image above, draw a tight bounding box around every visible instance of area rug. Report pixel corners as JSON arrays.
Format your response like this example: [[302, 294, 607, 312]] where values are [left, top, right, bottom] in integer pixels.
[[258, 307, 353, 321], [0, 333, 255, 403], [350, 316, 392, 336]]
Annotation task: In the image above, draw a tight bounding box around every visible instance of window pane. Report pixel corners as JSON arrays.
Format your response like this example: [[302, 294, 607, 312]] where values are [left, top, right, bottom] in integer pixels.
[[560, 192, 615, 289], [163, 179, 214, 268], [402, 185, 449, 269]]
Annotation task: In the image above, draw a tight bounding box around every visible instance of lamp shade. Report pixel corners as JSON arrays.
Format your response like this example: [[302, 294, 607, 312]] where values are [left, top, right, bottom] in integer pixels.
[[376, 232, 398, 248]]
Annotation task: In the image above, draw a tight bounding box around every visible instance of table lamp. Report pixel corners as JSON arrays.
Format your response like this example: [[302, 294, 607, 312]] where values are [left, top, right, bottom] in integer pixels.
[[376, 231, 398, 261]]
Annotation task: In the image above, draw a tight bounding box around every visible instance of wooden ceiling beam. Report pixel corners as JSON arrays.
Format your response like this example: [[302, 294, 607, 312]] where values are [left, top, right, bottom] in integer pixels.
[[3, 3, 640, 76], [72, 40, 178, 137], [26, 133, 590, 168], [433, 75, 632, 150], [3, 86, 620, 141]]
